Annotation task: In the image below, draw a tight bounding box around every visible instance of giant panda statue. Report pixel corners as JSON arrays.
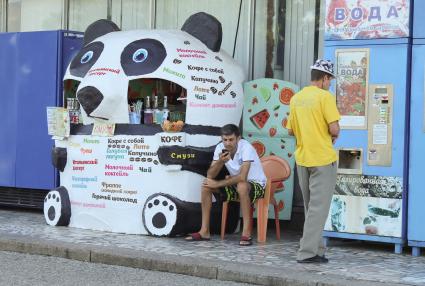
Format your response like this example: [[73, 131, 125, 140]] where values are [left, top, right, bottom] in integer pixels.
[[44, 12, 243, 236]]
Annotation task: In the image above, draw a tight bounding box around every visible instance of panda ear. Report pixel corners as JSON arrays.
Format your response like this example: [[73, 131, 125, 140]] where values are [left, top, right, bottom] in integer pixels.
[[83, 19, 120, 45], [181, 12, 222, 52]]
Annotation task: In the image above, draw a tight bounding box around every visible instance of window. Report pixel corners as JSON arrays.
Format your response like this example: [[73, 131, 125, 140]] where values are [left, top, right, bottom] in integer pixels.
[[0, 0, 6, 32], [111, 0, 153, 30], [68, 0, 108, 32], [7, 0, 64, 32]]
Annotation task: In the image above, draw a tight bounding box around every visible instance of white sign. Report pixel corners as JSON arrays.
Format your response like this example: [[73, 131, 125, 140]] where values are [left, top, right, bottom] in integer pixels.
[[373, 124, 388, 145], [46, 107, 70, 137]]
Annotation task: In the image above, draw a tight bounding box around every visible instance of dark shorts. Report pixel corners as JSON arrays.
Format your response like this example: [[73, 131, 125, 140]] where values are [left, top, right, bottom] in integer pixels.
[[221, 181, 265, 203]]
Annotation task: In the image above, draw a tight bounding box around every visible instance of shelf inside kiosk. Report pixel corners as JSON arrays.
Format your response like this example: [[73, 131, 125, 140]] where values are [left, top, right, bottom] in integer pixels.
[[63, 78, 187, 132], [127, 78, 186, 131]]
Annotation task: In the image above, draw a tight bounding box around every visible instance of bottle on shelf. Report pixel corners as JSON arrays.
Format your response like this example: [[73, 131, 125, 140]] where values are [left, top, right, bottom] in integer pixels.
[[162, 95, 169, 124], [153, 95, 162, 124], [143, 96, 153, 124]]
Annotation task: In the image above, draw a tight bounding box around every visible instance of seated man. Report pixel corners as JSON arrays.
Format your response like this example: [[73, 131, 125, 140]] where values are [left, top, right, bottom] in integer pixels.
[[185, 124, 266, 246]]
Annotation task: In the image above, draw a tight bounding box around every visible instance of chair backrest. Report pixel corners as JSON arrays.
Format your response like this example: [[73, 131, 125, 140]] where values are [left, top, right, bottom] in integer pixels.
[[260, 155, 291, 182]]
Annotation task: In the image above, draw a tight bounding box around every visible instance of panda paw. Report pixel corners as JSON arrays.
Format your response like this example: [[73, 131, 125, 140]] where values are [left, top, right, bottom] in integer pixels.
[[143, 194, 177, 236], [44, 187, 71, 226]]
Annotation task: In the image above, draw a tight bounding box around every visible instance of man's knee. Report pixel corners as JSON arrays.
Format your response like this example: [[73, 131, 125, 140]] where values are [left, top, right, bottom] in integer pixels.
[[236, 182, 249, 196], [202, 185, 217, 194]]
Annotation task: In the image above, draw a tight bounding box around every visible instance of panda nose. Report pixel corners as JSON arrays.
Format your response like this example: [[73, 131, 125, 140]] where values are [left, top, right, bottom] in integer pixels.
[[76, 86, 104, 116]]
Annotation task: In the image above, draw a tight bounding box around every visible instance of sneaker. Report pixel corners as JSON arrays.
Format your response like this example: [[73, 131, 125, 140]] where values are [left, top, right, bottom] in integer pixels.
[[297, 255, 329, 264]]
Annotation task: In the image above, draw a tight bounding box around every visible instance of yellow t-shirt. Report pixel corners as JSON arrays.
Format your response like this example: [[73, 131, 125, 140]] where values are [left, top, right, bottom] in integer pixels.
[[286, 86, 340, 167]]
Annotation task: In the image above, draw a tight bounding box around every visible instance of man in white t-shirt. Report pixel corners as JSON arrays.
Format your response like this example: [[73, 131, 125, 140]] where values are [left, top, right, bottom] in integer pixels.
[[185, 124, 266, 246]]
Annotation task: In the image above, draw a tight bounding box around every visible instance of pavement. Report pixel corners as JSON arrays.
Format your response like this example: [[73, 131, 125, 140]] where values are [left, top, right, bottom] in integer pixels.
[[0, 208, 424, 286]]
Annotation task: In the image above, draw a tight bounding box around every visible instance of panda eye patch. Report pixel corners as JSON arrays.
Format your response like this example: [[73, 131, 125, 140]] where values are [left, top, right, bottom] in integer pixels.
[[121, 39, 166, 76], [70, 41, 104, 78], [132, 48, 148, 63], [80, 51, 94, 64]]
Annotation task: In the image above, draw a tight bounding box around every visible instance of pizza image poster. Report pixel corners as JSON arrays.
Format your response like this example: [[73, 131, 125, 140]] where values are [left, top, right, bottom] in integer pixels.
[[336, 48, 369, 129], [243, 78, 299, 220]]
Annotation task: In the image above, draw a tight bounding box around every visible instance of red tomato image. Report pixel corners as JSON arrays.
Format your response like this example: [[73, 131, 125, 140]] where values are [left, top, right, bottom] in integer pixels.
[[269, 127, 277, 137], [282, 117, 288, 129], [279, 88, 295, 105]]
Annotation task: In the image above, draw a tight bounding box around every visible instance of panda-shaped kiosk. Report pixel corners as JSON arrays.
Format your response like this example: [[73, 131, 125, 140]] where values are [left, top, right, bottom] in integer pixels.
[[44, 13, 244, 236]]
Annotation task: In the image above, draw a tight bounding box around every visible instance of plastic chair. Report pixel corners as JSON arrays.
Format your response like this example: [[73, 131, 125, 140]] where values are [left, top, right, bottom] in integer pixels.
[[220, 155, 291, 242]]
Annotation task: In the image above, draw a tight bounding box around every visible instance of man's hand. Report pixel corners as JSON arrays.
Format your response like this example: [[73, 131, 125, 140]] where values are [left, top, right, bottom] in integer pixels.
[[203, 178, 220, 189], [219, 151, 231, 163]]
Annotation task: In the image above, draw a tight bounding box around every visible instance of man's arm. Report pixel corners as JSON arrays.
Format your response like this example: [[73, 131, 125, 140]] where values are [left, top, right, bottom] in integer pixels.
[[206, 159, 225, 179], [328, 121, 340, 143], [204, 161, 251, 189]]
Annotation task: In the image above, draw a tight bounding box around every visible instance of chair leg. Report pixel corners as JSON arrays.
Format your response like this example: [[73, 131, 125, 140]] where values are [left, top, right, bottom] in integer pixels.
[[257, 198, 268, 243], [274, 204, 280, 240], [221, 201, 229, 240], [249, 205, 254, 234]]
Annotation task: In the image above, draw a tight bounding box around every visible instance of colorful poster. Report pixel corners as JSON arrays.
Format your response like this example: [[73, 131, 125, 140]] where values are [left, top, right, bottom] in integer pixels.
[[243, 79, 299, 220], [46, 107, 70, 137], [336, 48, 369, 129], [325, 0, 410, 40], [325, 174, 403, 237]]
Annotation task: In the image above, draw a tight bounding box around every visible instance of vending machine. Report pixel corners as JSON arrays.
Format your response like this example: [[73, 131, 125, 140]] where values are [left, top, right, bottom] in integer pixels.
[[322, 0, 411, 253], [0, 31, 82, 192], [408, 0, 425, 256]]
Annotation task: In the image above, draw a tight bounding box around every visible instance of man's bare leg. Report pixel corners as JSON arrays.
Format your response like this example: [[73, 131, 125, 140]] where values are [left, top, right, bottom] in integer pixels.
[[237, 182, 251, 238], [198, 185, 217, 238], [185, 185, 217, 240]]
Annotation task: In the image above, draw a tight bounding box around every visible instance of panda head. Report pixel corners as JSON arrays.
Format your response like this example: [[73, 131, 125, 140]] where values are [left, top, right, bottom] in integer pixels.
[[64, 12, 244, 126]]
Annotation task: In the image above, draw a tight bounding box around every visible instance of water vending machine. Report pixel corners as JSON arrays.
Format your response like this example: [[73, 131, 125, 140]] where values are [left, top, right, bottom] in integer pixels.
[[322, 0, 411, 253], [408, 0, 425, 256]]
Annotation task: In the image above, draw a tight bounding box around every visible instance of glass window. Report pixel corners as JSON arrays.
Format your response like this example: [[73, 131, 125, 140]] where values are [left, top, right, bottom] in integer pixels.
[[111, 0, 152, 30], [7, 0, 63, 32], [155, 0, 251, 79], [0, 0, 6, 32], [68, 0, 108, 32], [6, 0, 20, 32]]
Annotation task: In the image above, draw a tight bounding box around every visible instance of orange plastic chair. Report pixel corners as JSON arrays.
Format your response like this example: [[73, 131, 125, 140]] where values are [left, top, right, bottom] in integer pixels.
[[220, 155, 291, 242]]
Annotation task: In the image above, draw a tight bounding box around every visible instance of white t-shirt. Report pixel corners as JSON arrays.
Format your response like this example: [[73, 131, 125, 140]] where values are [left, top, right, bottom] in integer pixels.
[[213, 139, 266, 187]]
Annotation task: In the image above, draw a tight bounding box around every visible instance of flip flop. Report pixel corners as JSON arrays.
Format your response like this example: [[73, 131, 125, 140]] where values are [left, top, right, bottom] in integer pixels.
[[185, 232, 211, 241], [239, 235, 253, 246]]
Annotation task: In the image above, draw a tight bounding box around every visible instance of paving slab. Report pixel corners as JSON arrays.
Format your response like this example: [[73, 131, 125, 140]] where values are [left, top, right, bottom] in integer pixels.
[[0, 209, 423, 286]]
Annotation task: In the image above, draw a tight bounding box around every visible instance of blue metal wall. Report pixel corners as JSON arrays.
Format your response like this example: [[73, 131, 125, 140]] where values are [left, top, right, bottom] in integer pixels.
[[0, 33, 19, 187], [0, 31, 82, 190], [408, 0, 425, 246], [408, 40, 425, 243]]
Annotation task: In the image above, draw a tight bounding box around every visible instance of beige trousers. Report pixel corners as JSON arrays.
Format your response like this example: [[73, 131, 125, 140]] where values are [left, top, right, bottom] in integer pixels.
[[296, 162, 337, 260]]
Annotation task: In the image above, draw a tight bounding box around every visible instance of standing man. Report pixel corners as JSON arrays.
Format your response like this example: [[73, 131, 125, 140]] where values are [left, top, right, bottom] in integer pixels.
[[185, 124, 266, 246], [286, 59, 340, 263]]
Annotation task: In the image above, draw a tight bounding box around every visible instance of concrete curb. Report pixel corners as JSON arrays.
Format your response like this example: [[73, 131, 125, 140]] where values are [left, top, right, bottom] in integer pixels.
[[0, 233, 408, 286]]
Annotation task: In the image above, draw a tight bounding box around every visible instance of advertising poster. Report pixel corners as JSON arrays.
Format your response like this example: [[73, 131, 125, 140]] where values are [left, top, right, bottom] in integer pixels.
[[325, 0, 410, 40], [325, 174, 403, 237], [335, 48, 369, 129], [46, 107, 70, 137], [243, 79, 299, 220]]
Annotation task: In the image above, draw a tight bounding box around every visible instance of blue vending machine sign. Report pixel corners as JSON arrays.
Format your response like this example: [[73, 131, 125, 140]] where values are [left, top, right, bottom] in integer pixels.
[[325, 0, 410, 40]]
